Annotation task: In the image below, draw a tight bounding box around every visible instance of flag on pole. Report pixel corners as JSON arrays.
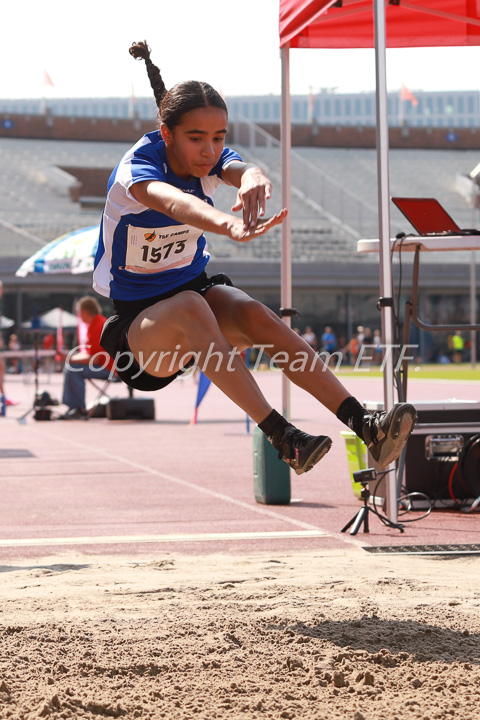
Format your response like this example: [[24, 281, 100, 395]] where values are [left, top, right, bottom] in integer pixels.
[[400, 84, 418, 107], [55, 308, 64, 363], [41, 69, 55, 116], [44, 69, 55, 88], [308, 88, 315, 124], [190, 371, 211, 424]]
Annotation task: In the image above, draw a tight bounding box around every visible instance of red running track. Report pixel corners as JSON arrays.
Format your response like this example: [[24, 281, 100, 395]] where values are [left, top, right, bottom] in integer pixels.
[[1, 369, 479, 561]]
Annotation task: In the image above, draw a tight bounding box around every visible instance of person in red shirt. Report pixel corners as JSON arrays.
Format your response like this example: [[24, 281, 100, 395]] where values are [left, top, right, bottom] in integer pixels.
[[58, 296, 114, 419], [42, 332, 54, 351]]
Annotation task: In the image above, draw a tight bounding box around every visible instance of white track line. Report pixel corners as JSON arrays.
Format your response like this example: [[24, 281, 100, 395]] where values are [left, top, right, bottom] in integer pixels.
[[0, 530, 328, 548]]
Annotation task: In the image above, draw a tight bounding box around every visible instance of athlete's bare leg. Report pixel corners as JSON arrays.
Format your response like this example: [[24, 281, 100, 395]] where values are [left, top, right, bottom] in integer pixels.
[[205, 285, 351, 414], [126, 290, 274, 424]]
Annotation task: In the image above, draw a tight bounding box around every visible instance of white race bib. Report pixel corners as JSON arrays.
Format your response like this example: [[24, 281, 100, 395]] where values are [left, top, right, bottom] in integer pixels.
[[123, 224, 203, 274]]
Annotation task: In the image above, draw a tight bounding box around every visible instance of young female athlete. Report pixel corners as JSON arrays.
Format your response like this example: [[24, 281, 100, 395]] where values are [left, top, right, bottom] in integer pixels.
[[94, 41, 416, 475]]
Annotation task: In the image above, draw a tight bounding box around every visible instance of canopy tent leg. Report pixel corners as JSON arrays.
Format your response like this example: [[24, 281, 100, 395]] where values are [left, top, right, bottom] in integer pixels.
[[374, 0, 397, 524], [280, 44, 292, 420]]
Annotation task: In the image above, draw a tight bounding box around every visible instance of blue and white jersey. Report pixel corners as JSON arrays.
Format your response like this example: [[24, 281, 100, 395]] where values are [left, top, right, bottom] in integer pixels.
[[93, 131, 241, 301]]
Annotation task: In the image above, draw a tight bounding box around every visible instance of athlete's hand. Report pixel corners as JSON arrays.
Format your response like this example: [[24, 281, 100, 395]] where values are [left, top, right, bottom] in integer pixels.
[[228, 208, 288, 243], [231, 167, 273, 230]]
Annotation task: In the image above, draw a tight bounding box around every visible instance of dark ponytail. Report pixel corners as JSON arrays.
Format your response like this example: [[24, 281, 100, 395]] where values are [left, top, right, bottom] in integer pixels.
[[129, 40, 227, 130], [129, 41, 167, 108]]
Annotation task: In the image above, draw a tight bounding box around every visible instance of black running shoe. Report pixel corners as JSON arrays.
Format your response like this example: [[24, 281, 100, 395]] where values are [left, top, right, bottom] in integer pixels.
[[272, 425, 332, 475], [57, 407, 88, 420], [362, 403, 417, 468]]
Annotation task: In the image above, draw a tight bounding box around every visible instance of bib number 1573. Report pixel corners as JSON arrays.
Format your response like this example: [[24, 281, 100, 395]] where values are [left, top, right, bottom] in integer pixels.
[[125, 224, 202, 274], [140, 239, 187, 263]]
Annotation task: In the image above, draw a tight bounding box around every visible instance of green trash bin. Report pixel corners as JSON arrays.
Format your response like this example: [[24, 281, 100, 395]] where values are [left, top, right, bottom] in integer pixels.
[[340, 430, 367, 499], [253, 425, 291, 505]]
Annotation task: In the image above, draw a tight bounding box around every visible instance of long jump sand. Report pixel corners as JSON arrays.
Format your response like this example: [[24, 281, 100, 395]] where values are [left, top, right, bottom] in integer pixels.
[[1, 548, 479, 719], [2, 372, 480, 717]]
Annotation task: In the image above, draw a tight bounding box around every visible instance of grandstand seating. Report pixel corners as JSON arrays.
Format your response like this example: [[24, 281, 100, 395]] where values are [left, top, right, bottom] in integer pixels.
[[1, 136, 479, 268]]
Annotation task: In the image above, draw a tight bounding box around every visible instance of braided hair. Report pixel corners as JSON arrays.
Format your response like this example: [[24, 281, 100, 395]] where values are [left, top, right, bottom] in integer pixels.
[[129, 40, 227, 129]]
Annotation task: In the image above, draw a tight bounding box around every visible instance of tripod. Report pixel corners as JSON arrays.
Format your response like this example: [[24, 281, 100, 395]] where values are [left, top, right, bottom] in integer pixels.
[[17, 331, 56, 424], [17, 331, 40, 425], [341, 479, 405, 535]]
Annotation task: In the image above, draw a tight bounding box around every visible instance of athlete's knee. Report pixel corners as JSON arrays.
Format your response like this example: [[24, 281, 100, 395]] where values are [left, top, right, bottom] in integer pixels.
[[172, 291, 215, 328], [234, 299, 277, 333]]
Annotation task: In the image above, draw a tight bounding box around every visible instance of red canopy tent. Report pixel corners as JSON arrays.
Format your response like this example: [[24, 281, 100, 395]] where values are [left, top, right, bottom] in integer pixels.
[[278, 0, 480, 520], [280, 0, 480, 48]]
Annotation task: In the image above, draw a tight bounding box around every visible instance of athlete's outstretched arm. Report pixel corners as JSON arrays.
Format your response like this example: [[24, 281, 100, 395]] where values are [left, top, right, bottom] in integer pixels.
[[130, 180, 287, 243]]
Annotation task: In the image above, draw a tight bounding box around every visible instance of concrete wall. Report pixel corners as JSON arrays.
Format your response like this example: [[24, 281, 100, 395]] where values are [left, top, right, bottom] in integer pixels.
[[2, 113, 480, 150]]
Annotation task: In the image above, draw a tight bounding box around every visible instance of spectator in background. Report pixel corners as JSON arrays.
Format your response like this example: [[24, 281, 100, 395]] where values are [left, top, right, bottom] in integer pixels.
[[7, 333, 21, 373], [43, 332, 54, 351], [42, 331, 55, 373], [363, 327, 373, 346], [320, 326, 337, 353], [337, 334, 346, 352], [451, 330, 465, 363], [358, 327, 374, 367], [57, 296, 114, 419], [302, 326, 318, 351], [356, 325, 365, 347], [373, 328, 382, 365], [342, 333, 359, 367]]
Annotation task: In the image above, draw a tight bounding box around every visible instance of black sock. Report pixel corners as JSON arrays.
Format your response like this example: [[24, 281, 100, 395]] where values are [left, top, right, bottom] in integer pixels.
[[258, 409, 291, 446], [336, 396, 367, 441]]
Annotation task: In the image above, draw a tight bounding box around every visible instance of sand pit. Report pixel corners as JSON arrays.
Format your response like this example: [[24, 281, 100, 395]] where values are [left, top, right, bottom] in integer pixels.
[[1, 548, 479, 719]]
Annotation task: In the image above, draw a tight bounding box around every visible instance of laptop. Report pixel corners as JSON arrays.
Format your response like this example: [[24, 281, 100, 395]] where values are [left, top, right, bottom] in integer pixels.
[[391, 197, 480, 236]]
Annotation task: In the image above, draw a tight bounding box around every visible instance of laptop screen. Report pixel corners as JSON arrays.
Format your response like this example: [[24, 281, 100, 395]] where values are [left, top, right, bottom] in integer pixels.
[[391, 197, 461, 235]]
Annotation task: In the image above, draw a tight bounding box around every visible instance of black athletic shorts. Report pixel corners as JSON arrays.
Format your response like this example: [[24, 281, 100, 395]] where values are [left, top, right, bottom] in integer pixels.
[[100, 272, 233, 392]]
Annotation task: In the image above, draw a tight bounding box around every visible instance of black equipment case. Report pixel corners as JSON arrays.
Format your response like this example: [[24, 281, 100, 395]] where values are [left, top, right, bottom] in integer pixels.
[[365, 399, 480, 505]]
